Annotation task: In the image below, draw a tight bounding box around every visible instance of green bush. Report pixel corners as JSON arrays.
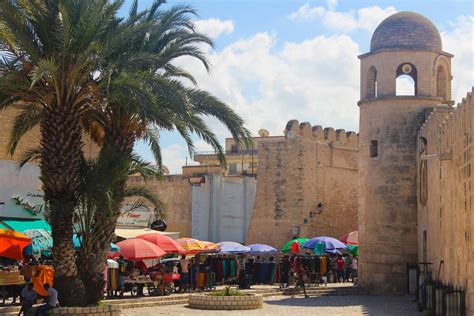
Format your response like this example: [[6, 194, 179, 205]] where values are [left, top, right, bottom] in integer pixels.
[[209, 286, 243, 296]]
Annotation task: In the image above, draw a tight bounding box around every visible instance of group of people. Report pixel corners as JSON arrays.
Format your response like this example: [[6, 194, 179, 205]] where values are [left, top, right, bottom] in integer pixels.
[[332, 254, 358, 283], [18, 283, 57, 316]]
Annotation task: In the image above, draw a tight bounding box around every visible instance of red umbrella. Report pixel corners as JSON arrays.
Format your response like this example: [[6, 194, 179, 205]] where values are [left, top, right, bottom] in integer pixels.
[[340, 231, 358, 245], [115, 238, 166, 260], [136, 233, 185, 254]]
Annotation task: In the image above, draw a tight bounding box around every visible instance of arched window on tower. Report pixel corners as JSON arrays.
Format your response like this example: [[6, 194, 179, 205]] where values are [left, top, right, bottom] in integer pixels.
[[396, 63, 417, 96], [436, 65, 447, 100], [367, 66, 377, 98]]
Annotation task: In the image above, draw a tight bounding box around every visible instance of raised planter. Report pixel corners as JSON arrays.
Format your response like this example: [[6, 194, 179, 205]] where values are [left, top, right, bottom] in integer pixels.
[[188, 293, 263, 310], [27, 304, 121, 316]]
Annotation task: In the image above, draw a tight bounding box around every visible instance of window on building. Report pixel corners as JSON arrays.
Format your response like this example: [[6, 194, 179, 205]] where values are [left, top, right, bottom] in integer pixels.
[[230, 144, 238, 153], [370, 140, 378, 158], [436, 65, 447, 100], [367, 66, 377, 98], [396, 63, 417, 96], [228, 163, 237, 175]]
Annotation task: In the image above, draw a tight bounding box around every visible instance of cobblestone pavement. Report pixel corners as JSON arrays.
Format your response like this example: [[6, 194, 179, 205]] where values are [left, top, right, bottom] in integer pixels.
[[121, 294, 422, 316]]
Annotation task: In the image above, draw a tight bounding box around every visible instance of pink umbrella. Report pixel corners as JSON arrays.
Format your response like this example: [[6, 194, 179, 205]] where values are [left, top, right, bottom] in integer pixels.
[[136, 233, 185, 254], [115, 238, 166, 260], [340, 231, 358, 245]]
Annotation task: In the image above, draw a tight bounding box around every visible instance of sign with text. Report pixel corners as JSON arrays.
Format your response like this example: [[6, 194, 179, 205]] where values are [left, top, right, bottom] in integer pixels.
[[117, 205, 151, 228], [0, 160, 45, 219]]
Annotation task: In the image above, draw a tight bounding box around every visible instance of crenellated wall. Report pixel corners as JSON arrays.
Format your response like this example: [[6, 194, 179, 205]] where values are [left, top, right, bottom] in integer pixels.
[[246, 120, 359, 248], [417, 88, 474, 314]]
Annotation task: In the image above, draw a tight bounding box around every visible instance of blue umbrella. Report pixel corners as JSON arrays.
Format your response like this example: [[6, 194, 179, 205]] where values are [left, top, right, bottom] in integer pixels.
[[303, 236, 347, 251], [218, 241, 251, 253], [73, 234, 120, 252], [248, 244, 277, 254]]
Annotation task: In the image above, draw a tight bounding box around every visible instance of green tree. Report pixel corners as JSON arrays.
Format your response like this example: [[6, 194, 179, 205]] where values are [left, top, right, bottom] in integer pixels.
[[78, 1, 252, 303], [0, 0, 122, 306]]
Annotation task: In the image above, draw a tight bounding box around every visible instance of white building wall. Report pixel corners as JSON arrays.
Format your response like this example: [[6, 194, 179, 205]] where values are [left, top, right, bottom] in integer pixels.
[[191, 175, 256, 243]]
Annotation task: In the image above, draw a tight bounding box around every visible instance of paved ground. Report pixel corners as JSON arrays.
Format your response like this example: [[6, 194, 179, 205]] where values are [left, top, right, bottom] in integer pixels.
[[121, 294, 422, 316]]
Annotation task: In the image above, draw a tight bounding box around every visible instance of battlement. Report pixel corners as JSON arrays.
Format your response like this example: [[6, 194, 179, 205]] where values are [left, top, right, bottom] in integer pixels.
[[283, 119, 358, 147]]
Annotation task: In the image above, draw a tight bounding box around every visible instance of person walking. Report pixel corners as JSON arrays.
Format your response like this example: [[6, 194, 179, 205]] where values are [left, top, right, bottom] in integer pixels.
[[351, 256, 358, 284], [280, 255, 291, 288], [336, 255, 345, 283], [293, 257, 308, 298], [344, 255, 352, 282], [179, 255, 190, 292], [34, 284, 57, 316], [18, 283, 37, 316]]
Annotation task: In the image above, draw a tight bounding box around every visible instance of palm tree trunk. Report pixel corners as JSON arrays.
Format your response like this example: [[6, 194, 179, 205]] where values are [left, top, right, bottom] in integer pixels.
[[79, 133, 135, 304], [40, 106, 87, 306]]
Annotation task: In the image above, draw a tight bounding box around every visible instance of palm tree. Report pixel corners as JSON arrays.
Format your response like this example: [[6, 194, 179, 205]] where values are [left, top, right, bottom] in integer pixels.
[[75, 146, 163, 304], [0, 0, 122, 306], [4, 0, 252, 305], [77, 1, 252, 303]]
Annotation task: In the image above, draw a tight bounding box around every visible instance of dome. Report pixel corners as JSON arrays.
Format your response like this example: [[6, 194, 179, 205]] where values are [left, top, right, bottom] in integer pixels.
[[370, 12, 442, 53]]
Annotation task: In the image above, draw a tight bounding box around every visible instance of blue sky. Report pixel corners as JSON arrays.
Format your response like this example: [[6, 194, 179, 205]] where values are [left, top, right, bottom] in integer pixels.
[[122, 0, 474, 173]]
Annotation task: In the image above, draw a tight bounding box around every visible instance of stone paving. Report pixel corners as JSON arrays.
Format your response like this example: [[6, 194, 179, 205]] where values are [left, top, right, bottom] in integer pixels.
[[121, 294, 422, 316]]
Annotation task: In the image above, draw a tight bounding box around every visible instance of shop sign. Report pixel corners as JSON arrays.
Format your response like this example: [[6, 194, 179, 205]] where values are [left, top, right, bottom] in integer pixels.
[[117, 206, 151, 228]]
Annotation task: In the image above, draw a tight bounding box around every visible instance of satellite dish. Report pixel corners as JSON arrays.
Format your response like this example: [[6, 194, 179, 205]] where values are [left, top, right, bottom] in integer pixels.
[[258, 129, 270, 137]]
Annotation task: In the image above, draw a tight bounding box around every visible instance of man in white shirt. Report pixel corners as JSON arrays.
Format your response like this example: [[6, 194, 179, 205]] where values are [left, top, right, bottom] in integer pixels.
[[351, 257, 358, 283], [34, 284, 57, 316]]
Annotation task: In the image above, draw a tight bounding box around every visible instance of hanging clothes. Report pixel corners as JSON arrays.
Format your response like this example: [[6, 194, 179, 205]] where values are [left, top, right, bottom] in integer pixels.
[[230, 259, 236, 277], [217, 257, 223, 282], [320, 256, 328, 274]]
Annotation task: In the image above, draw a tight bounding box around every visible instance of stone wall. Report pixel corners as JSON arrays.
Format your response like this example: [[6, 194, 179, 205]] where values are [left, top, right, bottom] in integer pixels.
[[125, 175, 192, 236], [246, 120, 359, 248], [0, 107, 100, 162], [358, 97, 441, 294], [417, 88, 474, 314]]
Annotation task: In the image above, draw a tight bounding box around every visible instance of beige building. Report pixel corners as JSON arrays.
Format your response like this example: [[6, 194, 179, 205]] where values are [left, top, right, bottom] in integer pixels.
[[183, 132, 285, 177], [246, 121, 359, 247], [417, 91, 474, 314], [358, 11, 454, 294]]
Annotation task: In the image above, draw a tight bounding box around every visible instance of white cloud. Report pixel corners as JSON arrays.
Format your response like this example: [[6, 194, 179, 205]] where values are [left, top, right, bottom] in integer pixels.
[[441, 15, 474, 103], [289, 3, 397, 33], [194, 18, 234, 39], [158, 13, 473, 175]]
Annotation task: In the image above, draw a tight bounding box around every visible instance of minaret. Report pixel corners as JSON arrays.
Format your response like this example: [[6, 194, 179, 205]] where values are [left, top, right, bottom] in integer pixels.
[[358, 11, 453, 293]]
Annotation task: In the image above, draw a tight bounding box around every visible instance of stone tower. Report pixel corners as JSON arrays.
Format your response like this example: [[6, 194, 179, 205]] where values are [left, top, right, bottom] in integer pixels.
[[358, 12, 453, 293]]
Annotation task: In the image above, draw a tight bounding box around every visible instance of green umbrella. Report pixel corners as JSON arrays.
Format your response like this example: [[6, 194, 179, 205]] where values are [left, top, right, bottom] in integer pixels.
[[281, 237, 309, 253], [347, 244, 359, 256]]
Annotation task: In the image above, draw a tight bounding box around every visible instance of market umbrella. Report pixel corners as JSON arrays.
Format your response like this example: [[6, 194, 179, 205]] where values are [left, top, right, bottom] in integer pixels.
[[136, 233, 185, 254], [248, 244, 277, 254], [0, 229, 31, 260], [281, 238, 309, 253], [176, 238, 220, 255], [72, 234, 120, 252], [303, 236, 347, 251], [346, 244, 359, 256], [115, 238, 166, 260], [340, 231, 358, 245], [23, 229, 53, 257], [218, 241, 251, 253]]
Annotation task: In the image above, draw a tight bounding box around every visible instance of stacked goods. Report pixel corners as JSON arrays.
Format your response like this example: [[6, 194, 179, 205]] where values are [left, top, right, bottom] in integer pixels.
[[0, 270, 24, 285]]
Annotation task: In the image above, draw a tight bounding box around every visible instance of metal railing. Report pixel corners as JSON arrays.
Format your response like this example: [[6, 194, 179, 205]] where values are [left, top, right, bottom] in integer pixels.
[[416, 265, 466, 315], [193, 149, 258, 157]]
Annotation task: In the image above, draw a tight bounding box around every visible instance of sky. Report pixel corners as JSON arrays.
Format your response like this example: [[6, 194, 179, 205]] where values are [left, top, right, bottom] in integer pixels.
[[122, 0, 474, 174]]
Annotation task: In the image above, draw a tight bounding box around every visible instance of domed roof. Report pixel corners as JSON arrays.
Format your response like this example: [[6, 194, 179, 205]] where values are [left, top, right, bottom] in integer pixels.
[[370, 12, 442, 53]]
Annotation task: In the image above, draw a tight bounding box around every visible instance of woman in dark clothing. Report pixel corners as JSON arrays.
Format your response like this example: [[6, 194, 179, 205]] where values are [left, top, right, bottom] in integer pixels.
[[280, 255, 291, 288]]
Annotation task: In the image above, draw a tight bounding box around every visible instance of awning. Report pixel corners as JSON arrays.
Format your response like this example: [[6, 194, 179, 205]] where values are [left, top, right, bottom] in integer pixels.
[[115, 228, 179, 240], [1, 219, 51, 233]]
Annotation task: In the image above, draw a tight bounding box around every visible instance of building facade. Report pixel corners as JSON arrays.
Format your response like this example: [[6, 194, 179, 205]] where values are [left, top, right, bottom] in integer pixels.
[[357, 11, 454, 294], [246, 120, 359, 247], [417, 90, 474, 314]]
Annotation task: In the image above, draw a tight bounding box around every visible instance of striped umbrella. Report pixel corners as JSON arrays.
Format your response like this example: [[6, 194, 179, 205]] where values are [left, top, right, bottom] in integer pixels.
[[176, 238, 220, 255], [339, 231, 358, 245]]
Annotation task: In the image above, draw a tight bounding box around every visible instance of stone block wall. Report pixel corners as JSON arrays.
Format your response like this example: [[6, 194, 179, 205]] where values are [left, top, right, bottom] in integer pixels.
[[246, 120, 358, 248], [358, 97, 443, 294], [417, 88, 474, 314], [125, 175, 192, 236]]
